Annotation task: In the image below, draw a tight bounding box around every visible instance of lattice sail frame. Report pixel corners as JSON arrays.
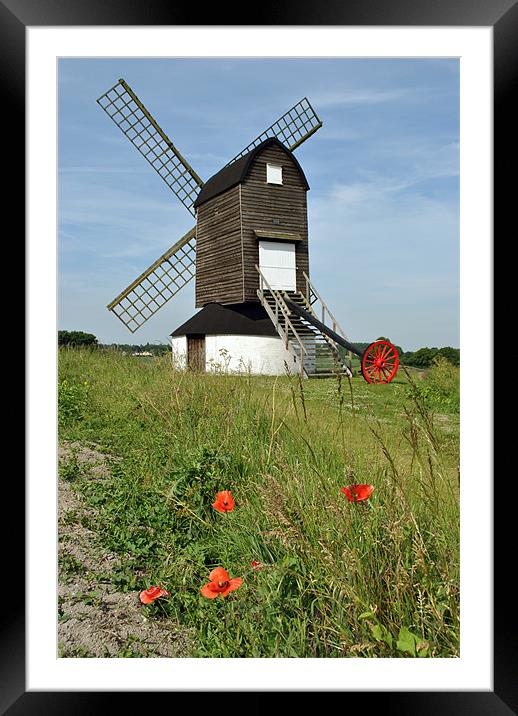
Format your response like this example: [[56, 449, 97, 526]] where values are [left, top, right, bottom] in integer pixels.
[[225, 97, 322, 166], [107, 228, 196, 333], [97, 79, 203, 216], [100, 80, 323, 332]]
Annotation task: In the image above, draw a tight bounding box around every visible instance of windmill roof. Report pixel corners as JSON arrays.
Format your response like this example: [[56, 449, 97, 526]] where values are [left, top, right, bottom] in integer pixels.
[[170, 302, 278, 337], [193, 137, 309, 209]]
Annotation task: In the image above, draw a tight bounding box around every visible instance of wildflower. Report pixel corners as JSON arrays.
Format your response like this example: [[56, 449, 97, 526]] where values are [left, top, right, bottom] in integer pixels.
[[250, 560, 264, 581], [139, 585, 170, 604], [340, 484, 374, 503], [212, 490, 235, 513], [200, 567, 242, 599]]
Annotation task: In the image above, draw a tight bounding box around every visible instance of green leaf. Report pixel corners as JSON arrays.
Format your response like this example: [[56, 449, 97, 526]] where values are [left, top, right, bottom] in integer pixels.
[[371, 623, 383, 641], [382, 628, 393, 648], [359, 610, 375, 620], [396, 627, 417, 657], [371, 622, 393, 648]]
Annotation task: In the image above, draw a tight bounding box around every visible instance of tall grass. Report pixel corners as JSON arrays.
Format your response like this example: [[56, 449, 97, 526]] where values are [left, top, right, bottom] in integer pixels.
[[58, 347, 460, 657]]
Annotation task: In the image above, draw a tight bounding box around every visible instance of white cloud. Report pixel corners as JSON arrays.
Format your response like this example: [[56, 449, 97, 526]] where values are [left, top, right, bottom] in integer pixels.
[[306, 170, 459, 350], [311, 88, 408, 108], [323, 140, 459, 208], [372, 140, 460, 180]]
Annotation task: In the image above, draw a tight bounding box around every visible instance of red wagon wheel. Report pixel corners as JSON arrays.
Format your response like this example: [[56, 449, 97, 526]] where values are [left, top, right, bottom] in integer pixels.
[[361, 340, 399, 384]]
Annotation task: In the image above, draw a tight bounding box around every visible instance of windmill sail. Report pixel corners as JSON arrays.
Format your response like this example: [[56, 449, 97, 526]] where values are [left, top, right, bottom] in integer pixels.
[[97, 79, 203, 216], [102, 85, 323, 332], [107, 227, 196, 333], [225, 97, 323, 166]]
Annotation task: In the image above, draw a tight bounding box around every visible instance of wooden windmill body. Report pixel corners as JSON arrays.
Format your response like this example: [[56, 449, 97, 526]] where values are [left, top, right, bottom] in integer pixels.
[[194, 137, 309, 305], [99, 80, 353, 377]]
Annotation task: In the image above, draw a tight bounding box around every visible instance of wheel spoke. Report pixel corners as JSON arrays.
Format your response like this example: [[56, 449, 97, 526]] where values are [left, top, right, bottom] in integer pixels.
[[365, 367, 378, 382], [362, 341, 399, 384]]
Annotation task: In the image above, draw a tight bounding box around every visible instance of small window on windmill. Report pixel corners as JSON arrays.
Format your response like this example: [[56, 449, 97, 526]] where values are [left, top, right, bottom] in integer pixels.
[[266, 163, 283, 185]]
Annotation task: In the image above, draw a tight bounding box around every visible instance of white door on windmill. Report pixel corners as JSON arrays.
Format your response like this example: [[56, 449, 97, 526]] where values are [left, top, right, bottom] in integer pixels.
[[258, 240, 297, 291]]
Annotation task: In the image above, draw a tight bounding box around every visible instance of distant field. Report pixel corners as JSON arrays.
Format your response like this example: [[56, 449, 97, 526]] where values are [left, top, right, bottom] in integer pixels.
[[58, 348, 460, 658]]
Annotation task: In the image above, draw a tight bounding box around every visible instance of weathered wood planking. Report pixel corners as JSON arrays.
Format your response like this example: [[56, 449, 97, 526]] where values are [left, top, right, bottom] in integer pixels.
[[195, 186, 243, 306], [242, 144, 309, 299], [195, 142, 310, 307]]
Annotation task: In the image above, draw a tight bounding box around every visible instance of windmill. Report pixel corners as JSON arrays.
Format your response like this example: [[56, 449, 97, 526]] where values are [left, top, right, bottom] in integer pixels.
[[97, 79, 399, 383]]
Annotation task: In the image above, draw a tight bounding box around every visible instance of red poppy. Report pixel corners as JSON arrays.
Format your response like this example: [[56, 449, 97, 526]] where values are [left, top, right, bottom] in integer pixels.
[[139, 585, 170, 604], [200, 567, 243, 599], [340, 484, 374, 503], [212, 490, 235, 513]]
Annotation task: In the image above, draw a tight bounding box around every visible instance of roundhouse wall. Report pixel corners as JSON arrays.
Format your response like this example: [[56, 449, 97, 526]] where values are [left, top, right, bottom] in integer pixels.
[[170, 334, 302, 376], [206, 334, 300, 375], [171, 335, 187, 369]]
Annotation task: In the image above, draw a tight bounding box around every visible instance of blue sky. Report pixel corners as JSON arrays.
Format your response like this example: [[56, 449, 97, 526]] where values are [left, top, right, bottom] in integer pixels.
[[58, 58, 459, 351]]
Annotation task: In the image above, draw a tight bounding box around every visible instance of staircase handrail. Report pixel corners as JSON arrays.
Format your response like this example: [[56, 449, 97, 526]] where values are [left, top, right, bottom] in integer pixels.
[[255, 265, 308, 361], [302, 271, 350, 341], [302, 271, 353, 372]]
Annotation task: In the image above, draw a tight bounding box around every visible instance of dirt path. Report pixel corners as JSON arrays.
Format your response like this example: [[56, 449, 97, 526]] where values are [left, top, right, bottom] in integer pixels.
[[58, 442, 193, 657]]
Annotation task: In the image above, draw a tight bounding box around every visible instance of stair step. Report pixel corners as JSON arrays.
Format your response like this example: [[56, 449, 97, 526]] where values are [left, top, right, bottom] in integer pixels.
[[259, 288, 351, 378]]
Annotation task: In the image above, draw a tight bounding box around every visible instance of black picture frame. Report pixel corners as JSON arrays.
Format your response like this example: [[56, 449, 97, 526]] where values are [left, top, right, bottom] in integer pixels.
[[11, 0, 507, 712]]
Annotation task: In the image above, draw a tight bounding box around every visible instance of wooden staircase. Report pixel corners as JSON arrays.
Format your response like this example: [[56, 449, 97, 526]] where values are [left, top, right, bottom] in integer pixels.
[[256, 267, 352, 378]]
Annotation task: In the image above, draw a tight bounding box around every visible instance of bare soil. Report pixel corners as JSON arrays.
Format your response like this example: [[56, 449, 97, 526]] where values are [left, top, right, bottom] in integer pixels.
[[58, 442, 193, 658]]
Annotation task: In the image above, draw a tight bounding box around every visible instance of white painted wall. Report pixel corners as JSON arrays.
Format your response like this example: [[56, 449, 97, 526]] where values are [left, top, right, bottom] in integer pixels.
[[171, 335, 187, 369], [170, 334, 302, 376], [206, 334, 301, 375]]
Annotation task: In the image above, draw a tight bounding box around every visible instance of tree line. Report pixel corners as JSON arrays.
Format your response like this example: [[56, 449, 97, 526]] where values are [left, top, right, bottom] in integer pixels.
[[58, 330, 98, 347], [59, 331, 171, 355], [399, 346, 459, 367], [344, 337, 459, 368], [102, 342, 171, 356], [59, 331, 459, 367]]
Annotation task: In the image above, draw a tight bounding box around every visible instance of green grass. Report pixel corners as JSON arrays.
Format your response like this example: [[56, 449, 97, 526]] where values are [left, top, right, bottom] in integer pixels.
[[58, 347, 460, 658]]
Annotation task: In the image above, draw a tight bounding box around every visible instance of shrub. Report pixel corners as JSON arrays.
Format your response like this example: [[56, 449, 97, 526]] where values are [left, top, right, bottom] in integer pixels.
[[59, 330, 98, 347], [406, 356, 459, 413], [403, 347, 459, 368]]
